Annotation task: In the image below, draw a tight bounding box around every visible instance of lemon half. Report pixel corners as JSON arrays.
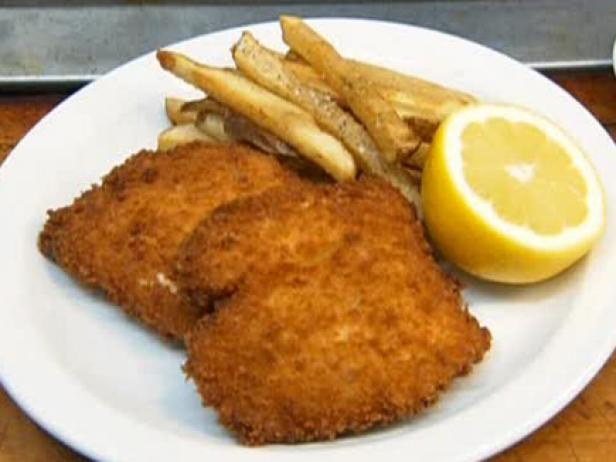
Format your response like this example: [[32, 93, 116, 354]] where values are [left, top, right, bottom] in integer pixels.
[[421, 104, 605, 283]]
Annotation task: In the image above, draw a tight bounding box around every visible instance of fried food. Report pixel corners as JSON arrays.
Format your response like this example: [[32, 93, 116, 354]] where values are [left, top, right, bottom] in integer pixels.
[[283, 58, 342, 103], [232, 32, 422, 212], [167, 96, 332, 181], [165, 97, 198, 125], [195, 112, 233, 143], [179, 178, 491, 444], [157, 123, 216, 151], [280, 50, 475, 139], [403, 142, 431, 170], [38, 143, 299, 342], [280, 15, 420, 162], [190, 97, 299, 158], [281, 50, 475, 144], [346, 58, 476, 117], [181, 97, 223, 116], [157, 50, 357, 181]]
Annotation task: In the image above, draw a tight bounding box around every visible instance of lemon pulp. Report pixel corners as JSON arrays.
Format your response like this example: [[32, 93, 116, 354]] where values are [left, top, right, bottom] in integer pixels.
[[421, 104, 605, 284], [461, 118, 587, 235]]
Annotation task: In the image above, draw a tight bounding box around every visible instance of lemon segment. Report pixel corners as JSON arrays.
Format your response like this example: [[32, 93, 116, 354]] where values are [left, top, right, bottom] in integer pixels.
[[421, 104, 605, 284]]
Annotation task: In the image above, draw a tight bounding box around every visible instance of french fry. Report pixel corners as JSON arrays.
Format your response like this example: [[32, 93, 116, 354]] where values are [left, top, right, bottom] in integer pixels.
[[343, 64, 473, 143], [280, 15, 420, 163], [157, 49, 356, 181], [402, 142, 431, 170], [157, 123, 217, 151], [285, 49, 305, 62], [280, 55, 475, 120], [402, 165, 423, 184], [278, 59, 444, 141], [232, 31, 422, 211], [380, 86, 464, 141], [223, 112, 298, 158], [402, 116, 439, 143], [194, 107, 298, 158], [347, 59, 476, 111], [282, 60, 341, 103], [278, 50, 475, 140], [278, 58, 456, 140], [182, 98, 228, 116], [195, 112, 233, 142], [186, 96, 299, 157], [165, 97, 198, 125]]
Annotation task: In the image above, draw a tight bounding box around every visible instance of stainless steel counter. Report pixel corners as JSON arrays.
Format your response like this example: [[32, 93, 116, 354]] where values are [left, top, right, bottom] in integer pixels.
[[0, 0, 614, 89]]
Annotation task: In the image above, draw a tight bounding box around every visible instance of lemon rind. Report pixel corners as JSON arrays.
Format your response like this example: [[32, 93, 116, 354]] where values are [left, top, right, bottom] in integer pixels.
[[442, 104, 605, 252]]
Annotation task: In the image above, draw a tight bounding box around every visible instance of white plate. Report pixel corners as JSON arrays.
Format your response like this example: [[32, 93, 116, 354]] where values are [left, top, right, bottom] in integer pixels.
[[1, 18, 615, 462]]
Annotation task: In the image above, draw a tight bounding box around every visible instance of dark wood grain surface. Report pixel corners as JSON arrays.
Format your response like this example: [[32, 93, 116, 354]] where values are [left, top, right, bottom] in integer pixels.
[[0, 70, 615, 462]]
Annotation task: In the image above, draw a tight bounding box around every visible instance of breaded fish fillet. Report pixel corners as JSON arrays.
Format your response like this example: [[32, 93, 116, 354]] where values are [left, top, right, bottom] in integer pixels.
[[179, 178, 491, 444], [39, 143, 298, 341]]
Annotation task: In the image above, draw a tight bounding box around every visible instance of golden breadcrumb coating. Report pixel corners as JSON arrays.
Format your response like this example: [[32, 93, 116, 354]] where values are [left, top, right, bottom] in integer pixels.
[[180, 178, 491, 444], [39, 142, 298, 341]]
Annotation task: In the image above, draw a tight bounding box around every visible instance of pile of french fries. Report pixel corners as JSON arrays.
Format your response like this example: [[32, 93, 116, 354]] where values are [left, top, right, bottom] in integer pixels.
[[157, 16, 476, 212]]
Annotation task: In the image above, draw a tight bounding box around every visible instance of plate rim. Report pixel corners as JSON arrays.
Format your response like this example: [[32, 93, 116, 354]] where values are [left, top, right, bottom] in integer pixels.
[[1, 17, 615, 462]]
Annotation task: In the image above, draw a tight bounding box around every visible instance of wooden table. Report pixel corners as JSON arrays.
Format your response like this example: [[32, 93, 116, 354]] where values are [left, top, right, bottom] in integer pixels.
[[1, 70, 615, 461]]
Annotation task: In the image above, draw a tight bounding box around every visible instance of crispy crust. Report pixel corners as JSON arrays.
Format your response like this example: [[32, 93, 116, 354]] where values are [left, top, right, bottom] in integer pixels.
[[180, 178, 491, 444], [38, 142, 298, 342]]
